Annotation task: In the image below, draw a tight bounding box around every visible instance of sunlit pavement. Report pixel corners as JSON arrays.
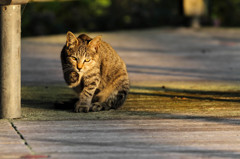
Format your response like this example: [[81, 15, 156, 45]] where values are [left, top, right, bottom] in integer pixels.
[[1, 28, 240, 159]]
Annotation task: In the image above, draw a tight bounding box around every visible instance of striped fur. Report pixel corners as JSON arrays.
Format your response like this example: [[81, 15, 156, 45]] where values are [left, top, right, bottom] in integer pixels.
[[61, 31, 130, 113]]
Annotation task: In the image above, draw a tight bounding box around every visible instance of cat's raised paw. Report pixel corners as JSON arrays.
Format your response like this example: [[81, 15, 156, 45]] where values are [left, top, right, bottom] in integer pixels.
[[69, 72, 79, 83]]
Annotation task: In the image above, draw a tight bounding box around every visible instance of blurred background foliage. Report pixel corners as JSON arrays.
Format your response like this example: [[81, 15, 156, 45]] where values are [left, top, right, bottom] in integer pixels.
[[210, 0, 240, 26], [21, 0, 240, 37]]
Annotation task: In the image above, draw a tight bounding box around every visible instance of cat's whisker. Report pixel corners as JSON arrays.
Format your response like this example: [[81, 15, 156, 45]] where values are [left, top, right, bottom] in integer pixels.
[[63, 67, 73, 73], [63, 64, 71, 69]]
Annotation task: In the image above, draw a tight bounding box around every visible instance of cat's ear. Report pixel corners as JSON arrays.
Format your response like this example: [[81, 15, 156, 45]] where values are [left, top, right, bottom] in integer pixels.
[[66, 31, 79, 48], [88, 36, 102, 52]]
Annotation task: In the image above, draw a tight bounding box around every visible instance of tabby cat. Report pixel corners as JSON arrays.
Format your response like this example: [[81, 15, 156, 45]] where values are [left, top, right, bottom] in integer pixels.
[[61, 31, 130, 113]]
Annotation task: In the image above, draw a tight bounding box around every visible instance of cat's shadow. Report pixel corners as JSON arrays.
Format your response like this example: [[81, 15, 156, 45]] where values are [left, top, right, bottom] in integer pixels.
[[54, 98, 78, 110]]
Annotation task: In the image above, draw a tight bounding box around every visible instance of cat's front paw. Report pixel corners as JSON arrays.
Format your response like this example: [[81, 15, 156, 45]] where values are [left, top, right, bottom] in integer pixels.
[[74, 102, 90, 113]]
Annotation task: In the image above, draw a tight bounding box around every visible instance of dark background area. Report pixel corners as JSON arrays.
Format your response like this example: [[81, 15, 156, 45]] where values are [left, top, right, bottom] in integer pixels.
[[21, 0, 240, 37]]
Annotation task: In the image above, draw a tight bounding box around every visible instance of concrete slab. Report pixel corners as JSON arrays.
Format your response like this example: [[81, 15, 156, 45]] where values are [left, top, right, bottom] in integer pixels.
[[14, 119, 240, 159], [0, 120, 31, 158]]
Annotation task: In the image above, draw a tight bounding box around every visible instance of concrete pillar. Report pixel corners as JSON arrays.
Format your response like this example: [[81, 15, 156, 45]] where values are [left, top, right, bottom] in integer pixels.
[[0, 5, 21, 118]]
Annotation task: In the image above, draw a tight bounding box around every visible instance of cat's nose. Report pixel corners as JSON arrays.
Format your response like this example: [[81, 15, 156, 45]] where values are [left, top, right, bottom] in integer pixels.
[[77, 63, 84, 70]]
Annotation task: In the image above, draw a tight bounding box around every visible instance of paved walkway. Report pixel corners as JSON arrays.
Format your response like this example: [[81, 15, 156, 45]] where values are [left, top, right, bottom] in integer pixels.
[[2, 119, 240, 159], [21, 28, 240, 83], [1, 28, 240, 159]]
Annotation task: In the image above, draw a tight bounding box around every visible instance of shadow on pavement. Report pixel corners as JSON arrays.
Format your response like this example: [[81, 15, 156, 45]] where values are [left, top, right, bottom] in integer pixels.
[[130, 85, 240, 103], [127, 64, 240, 81]]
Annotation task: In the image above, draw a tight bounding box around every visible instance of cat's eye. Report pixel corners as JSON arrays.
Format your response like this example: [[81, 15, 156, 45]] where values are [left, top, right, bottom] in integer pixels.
[[70, 57, 77, 61], [85, 59, 90, 62]]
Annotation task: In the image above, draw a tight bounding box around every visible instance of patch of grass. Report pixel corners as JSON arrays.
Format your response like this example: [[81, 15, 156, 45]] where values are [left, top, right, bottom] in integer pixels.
[[20, 82, 240, 121]]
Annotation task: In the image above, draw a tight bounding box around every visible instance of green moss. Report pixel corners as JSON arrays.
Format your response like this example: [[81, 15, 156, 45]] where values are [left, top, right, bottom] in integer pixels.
[[19, 81, 240, 121]]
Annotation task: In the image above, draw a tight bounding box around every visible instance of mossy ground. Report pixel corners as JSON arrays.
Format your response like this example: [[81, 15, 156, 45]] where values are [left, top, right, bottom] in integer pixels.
[[19, 81, 240, 121]]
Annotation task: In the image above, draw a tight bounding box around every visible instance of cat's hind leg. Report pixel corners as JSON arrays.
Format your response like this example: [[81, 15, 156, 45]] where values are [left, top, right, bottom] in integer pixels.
[[90, 86, 113, 111], [103, 90, 128, 110], [91, 78, 129, 111], [91, 88, 128, 111]]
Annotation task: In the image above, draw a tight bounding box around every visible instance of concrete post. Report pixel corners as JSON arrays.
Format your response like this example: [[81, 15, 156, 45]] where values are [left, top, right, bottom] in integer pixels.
[[0, 5, 21, 118]]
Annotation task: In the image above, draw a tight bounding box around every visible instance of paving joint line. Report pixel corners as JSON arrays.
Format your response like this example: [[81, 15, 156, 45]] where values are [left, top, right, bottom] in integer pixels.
[[8, 120, 35, 155]]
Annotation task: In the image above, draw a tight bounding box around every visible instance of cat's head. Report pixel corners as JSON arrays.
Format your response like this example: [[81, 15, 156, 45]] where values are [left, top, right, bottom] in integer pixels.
[[62, 31, 102, 87]]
